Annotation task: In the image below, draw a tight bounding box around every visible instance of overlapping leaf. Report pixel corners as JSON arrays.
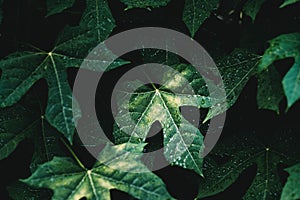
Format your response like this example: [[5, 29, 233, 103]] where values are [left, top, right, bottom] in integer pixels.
[[281, 163, 300, 200], [0, 0, 128, 143], [119, 0, 172, 9], [46, 0, 76, 17], [23, 143, 174, 200], [197, 131, 300, 199], [182, 0, 219, 37], [258, 33, 300, 109]]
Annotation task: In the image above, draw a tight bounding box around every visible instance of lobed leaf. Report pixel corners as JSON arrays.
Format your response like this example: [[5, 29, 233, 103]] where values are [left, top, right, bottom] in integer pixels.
[[197, 131, 300, 199], [23, 143, 174, 200], [0, 0, 129, 143]]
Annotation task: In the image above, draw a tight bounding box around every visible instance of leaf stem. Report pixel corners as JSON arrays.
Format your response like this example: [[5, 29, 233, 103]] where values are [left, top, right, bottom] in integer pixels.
[[60, 138, 87, 170]]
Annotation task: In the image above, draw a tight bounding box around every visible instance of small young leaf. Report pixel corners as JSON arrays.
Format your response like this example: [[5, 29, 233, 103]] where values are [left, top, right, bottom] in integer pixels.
[[46, 0, 75, 17], [197, 131, 300, 199], [119, 0, 172, 9], [258, 33, 300, 109], [0, 0, 129, 143], [281, 163, 300, 200], [22, 143, 174, 200], [280, 0, 300, 8], [257, 67, 284, 113], [182, 0, 219, 37]]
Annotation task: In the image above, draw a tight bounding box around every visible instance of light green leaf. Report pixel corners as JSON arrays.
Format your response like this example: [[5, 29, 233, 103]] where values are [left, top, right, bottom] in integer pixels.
[[183, 0, 219, 37], [197, 131, 300, 199], [205, 49, 261, 121], [257, 67, 284, 113], [46, 0, 75, 17], [0, 0, 129, 143], [119, 0, 172, 9], [22, 143, 174, 200], [281, 163, 300, 200], [243, 0, 266, 22], [113, 64, 214, 176], [280, 0, 300, 8], [258, 33, 300, 109]]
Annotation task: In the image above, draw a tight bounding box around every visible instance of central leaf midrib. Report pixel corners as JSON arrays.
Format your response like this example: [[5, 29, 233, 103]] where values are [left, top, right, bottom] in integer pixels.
[[157, 91, 200, 172]]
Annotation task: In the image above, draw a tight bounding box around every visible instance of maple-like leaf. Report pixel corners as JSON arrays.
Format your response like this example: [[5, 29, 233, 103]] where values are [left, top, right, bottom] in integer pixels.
[[197, 131, 300, 199], [280, 0, 300, 8], [113, 63, 214, 176], [22, 143, 174, 200], [258, 33, 300, 109], [0, 0, 129, 143]]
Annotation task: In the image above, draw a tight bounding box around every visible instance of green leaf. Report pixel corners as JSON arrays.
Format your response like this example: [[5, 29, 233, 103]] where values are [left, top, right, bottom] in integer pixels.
[[113, 63, 215, 176], [281, 163, 300, 200], [46, 0, 75, 17], [0, 0, 129, 143], [243, 0, 266, 22], [22, 143, 174, 200], [182, 0, 219, 37], [258, 33, 300, 109], [197, 131, 300, 199], [119, 0, 172, 9], [257, 67, 284, 113], [205, 49, 261, 120], [280, 0, 300, 8]]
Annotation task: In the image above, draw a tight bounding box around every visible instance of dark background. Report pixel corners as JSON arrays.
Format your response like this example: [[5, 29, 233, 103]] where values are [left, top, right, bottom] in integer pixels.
[[0, 0, 300, 199]]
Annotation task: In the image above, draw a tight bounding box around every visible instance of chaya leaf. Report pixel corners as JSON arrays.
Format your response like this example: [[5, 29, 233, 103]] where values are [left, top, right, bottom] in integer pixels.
[[280, 0, 300, 8], [113, 63, 214, 176], [204, 49, 261, 121], [258, 33, 300, 110], [22, 143, 174, 200], [197, 131, 300, 199], [256, 67, 284, 113], [182, 0, 219, 37], [119, 0, 172, 10], [0, 0, 129, 143], [46, 0, 75, 17], [280, 163, 300, 200]]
